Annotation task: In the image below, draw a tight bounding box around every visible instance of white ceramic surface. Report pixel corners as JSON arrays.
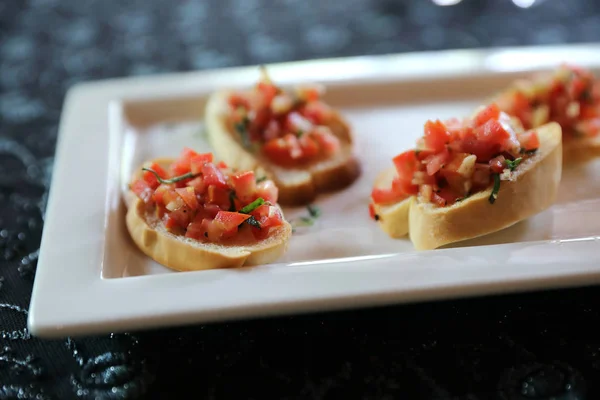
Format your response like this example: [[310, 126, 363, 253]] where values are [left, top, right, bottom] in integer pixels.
[[29, 44, 600, 338]]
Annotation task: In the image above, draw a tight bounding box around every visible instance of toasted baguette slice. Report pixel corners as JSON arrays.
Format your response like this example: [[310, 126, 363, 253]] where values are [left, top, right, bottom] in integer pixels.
[[205, 90, 361, 206], [126, 198, 292, 271], [124, 158, 292, 271], [371, 167, 411, 238], [408, 122, 563, 250]]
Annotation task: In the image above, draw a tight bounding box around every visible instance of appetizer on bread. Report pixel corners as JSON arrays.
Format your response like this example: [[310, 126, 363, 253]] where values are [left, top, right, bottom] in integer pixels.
[[494, 64, 599, 159], [370, 104, 563, 250], [205, 67, 360, 206], [127, 148, 292, 271]]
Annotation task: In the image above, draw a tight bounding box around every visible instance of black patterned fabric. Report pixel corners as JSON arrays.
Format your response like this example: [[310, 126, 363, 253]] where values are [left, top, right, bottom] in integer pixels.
[[1, 0, 600, 399]]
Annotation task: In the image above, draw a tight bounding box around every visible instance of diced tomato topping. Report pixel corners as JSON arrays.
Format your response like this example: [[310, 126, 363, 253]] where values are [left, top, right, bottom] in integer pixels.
[[142, 162, 168, 189], [489, 155, 506, 174], [392, 177, 418, 196], [170, 147, 200, 175], [175, 187, 199, 211], [164, 208, 190, 230], [371, 185, 406, 205], [131, 179, 153, 204], [473, 103, 501, 127], [424, 120, 450, 153], [190, 153, 213, 174], [250, 205, 284, 228], [299, 134, 320, 159], [214, 211, 250, 236], [256, 180, 279, 204], [392, 150, 418, 178], [300, 101, 332, 125], [425, 148, 450, 176], [230, 170, 257, 200], [202, 163, 228, 189], [228, 94, 250, 110], [207, 186, 232, 210], [257, 82, 278, 105], [369, 203, 376, 220], [187, 177, 205, 193], [431, 192, 447, 207], [518, 131, 540, 151], [311, 127, 340, 155]]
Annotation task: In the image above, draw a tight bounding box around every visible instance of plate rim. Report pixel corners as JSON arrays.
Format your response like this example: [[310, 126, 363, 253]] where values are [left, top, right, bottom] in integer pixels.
[[29, 43, 600, 338]]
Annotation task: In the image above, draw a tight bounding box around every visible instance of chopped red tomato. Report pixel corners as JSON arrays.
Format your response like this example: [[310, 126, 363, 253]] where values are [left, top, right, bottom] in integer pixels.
[[371, 185, 406, 205], [489, 155, 506, 174], [228, 94, 250, 110], [142, 162, 168, 189], [311, 127, 340, 155], [170, 147, 199, 175], [257, 81, 278, 105], [250, 205, 284, 228], [230, 171, 257, 200], [425, 148, 450, 176], [202, 163, 228, 189], [393, 150, 418, 178], [473, 103, 501, 127], [131, 179, 153, 204], [518, 131, 540, 151], [207, 186, 232, 210], [299, 134, 320, 159], [175, 187, 199, 211], [214, 211, 250, 235], [190, 153, 213, 174], [300, 101, 332, 125], [256, 180, 279, 204], [369, 203, 376, 220], [424, 120, 450, 153]]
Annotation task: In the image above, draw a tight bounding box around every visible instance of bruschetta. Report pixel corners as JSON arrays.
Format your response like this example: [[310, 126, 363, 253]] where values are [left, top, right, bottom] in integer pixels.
[[369, 104, 563, 250], [494, 64, 599, 161], [126, 148, 292, 271], [204, 67, 360, 206]]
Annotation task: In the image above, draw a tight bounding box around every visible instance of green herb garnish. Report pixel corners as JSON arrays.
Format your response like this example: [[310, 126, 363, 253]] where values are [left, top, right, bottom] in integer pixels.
[[239, 197, 265, 214], [307, 204, 321, 218], [295, 129, 304, 137], [505, 157, 522, 171], [520, 148, 538, 155], [142, 168, 199, 184], [256, 176, 267, 183], [290, 204, 321, 232], [229, 191, 237, 212], [245, 215, 261, 229], [489, 173, 501, 204], [234, 116, 251, 148]]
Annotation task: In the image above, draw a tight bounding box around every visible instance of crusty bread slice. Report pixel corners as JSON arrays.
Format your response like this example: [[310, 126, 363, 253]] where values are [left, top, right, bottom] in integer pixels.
[[371, 167, 412, 238], [408, 122, 563, 250], [124, 158, 292, 271], [204, 90, 361, 206], [126, 198, 292, 271]]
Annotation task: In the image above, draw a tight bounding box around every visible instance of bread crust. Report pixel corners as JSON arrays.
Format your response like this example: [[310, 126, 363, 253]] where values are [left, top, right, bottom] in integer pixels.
[[124, 158, 292, 271], [408, 122, 563, 250], [204, 90, 360, 206]]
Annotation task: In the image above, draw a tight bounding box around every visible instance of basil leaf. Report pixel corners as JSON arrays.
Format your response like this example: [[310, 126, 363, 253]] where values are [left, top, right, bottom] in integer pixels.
[[488, 173, 501, 204], [239, 197, 265, 214], [142, 168, 199, 184], [256, 176, 267, 183], [307, 204, 321, 218], [244, 215, 261, 229], [505, 157, 522, 171]]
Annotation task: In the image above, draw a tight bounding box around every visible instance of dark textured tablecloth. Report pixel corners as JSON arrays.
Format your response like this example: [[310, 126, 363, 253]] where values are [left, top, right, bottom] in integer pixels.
[[1, 0, 600, 399]]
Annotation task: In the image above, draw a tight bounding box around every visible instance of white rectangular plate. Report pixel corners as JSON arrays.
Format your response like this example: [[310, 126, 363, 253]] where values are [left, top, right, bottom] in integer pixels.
[[29, 44, 600, 338]]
